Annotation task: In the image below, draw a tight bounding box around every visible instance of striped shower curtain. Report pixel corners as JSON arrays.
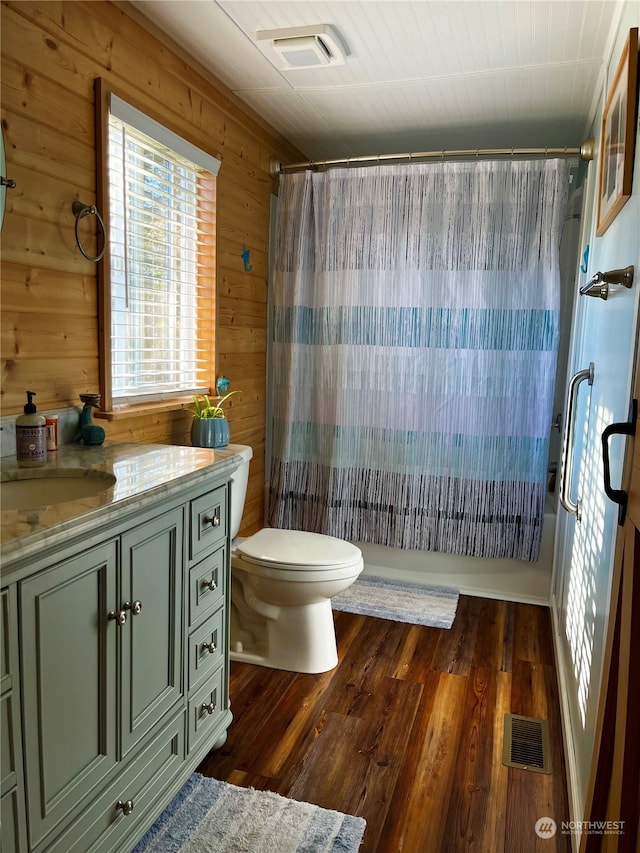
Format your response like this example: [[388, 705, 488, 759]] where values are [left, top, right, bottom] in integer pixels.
[[268, 159, 569, 560]]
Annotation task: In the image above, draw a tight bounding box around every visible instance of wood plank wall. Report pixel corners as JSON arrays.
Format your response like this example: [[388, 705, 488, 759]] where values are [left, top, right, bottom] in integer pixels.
[[1, 0, 304, 534]]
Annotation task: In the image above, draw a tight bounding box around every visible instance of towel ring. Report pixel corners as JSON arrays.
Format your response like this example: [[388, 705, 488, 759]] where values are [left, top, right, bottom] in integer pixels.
[[72, 200, 106, 262]]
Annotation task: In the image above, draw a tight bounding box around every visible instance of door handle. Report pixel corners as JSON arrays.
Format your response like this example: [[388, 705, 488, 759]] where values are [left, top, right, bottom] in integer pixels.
[[559, 363, 595, 520], [602, 399, 637, 526]]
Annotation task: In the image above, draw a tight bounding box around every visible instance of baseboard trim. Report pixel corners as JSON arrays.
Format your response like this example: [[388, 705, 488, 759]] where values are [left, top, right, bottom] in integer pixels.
[[550, 592, 582, 853]]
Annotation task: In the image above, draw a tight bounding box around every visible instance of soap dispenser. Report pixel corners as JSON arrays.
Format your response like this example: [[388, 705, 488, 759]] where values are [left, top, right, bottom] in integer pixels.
[[16, 390, 47, 466]]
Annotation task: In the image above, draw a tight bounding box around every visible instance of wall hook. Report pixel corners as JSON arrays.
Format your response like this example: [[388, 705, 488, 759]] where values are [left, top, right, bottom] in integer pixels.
[[241, 245, 253, 272], [580, 244, 589, 274], [72, 200, 106, 262]]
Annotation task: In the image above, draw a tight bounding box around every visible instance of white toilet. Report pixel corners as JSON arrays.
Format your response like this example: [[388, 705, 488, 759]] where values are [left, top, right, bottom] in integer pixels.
[[227, 444, 363, 673]]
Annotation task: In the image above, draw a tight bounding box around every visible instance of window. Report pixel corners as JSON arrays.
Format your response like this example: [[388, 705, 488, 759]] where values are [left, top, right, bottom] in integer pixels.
[[97, 84, 219, 411]]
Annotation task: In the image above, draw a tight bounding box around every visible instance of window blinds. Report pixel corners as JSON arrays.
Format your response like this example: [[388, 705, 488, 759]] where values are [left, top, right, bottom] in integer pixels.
[[107, 97, 219, 403]]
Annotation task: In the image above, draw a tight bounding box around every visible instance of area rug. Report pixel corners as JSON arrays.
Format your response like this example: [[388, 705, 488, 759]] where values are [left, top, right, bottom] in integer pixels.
[[332, 574, 458, 629], [132, 773, 366, 853]]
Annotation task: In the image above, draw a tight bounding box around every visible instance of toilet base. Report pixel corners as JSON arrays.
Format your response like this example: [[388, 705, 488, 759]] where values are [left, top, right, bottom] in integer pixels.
[[230, 593, 338, 674]]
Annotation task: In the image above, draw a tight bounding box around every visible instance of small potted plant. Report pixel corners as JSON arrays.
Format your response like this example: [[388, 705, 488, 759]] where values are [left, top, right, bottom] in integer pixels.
[[190, 390, 239, 448]]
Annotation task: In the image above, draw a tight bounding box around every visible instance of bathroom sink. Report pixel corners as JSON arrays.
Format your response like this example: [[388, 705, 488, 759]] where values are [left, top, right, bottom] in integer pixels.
[[1, 470, 116, 511]]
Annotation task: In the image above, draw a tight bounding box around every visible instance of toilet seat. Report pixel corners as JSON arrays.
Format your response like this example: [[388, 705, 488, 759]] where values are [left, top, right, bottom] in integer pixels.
[[235, 528, 363, 574]]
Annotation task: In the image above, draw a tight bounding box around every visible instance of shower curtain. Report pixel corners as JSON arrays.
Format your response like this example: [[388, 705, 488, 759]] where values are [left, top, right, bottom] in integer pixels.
[[269, 159, 569, 560]]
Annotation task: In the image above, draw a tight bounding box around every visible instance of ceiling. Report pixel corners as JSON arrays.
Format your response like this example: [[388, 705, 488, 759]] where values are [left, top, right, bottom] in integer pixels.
[[131, 0, 622, 163]]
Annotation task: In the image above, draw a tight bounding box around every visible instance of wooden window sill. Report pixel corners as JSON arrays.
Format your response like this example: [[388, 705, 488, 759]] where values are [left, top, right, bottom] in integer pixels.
[[93, 398, 195, 421]]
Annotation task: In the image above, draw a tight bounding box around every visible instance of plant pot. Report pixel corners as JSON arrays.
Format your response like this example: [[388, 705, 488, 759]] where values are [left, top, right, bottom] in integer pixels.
[[191, 417, 230, 448]]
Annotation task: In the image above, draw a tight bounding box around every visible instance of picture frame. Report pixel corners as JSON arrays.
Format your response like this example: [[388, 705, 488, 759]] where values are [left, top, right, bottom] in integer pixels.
[[596, 27, 638, 236]]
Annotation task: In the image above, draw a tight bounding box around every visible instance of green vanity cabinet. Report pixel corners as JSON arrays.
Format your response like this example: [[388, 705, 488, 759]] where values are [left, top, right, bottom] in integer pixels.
[[21, 508, 183, 851], [1, 465, 235, 853]]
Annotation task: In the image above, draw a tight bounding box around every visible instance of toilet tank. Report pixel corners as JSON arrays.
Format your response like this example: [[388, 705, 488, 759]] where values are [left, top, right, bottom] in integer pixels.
[[226, 444, 253, 539]]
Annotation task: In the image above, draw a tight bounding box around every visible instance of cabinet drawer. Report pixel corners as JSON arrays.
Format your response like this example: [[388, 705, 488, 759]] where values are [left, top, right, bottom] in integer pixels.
[[46, 713, 185, 853], [188, 609, 224, 693], [188, 667, 225, 754], [189, 549, 225, 628], [190, 486, 227, 562]]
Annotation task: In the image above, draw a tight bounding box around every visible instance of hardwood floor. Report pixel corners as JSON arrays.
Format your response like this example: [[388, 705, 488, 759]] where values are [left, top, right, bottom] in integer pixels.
[[198, 595, 570, 852]]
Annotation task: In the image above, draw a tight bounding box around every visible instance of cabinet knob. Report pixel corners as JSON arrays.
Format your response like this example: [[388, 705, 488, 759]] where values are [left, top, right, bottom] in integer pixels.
[[124, 600, 143, 616], [200, 577, 217, 592], [201, 701, 216, 715], [116, 799, 134, 816], [203, 514, 220, 528], [202, 641, 217, 655], [108, 610, 127, 626]]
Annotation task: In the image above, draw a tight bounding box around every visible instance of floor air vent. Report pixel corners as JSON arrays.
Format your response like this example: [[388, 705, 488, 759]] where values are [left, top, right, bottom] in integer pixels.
[[502, 714, 552, 774]]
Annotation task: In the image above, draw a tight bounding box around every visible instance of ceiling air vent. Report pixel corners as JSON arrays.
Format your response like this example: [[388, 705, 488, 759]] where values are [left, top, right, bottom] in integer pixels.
[[257, 25, 348, 70]]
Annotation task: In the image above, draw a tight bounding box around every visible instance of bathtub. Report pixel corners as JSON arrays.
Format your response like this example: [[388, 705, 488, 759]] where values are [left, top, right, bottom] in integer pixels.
[[352, 497, 556, 606]]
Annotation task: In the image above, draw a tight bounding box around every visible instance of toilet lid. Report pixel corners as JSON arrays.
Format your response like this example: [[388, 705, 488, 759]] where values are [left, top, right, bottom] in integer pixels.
[[237, 528, 362, 570]]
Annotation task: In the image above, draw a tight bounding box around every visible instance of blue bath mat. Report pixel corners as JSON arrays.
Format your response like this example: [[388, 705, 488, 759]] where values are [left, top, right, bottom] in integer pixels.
[[133, 773, 366, 852], [332, 574, 458, 629]]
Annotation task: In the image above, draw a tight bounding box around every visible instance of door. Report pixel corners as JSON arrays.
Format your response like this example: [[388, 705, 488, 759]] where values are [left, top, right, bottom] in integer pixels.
[[553, 155, 639, 823], [580, 354, 640, 852], [21, 541, 118, 849], [120, 508, 184, 757]]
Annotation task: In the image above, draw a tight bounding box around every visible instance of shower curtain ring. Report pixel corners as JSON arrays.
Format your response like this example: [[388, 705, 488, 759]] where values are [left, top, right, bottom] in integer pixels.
[[72, 200, 106, 262]]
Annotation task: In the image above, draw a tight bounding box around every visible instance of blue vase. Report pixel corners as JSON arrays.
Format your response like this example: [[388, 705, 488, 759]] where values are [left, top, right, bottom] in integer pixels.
[[191, 417, 229, 448]]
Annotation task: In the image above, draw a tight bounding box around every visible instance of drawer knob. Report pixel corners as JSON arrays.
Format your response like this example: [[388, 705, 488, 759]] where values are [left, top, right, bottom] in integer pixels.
[[116, 799, 134, 816], [124, 600, 143, 616], [108, 610, 127, 626], [201, 701, 216, 715], [202, 641, 217, 655], [200, 578, 217, 592], [203, 514, 220, 528]]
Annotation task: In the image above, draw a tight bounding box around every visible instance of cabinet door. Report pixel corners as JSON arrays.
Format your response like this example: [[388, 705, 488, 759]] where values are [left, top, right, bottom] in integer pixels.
[[120, 508, 183, 757], [1, 585, 27, 852], [2, 787, 28, 853], [21, 541, 118, 850]]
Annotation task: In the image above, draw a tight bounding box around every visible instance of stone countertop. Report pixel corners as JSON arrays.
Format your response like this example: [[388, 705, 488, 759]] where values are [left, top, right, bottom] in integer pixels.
[[1, 441, 240, 570]]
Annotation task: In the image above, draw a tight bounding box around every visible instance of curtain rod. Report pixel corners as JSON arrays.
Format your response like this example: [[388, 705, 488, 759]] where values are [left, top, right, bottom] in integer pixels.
[[271, 137, 595, 176]]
